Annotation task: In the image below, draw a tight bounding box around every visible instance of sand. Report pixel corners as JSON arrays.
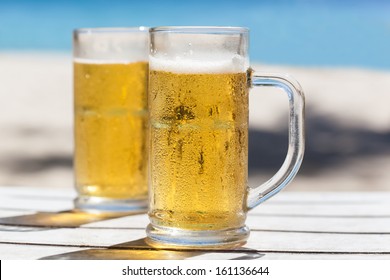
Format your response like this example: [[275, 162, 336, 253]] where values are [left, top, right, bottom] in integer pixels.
[[0, 52, 389, 191]]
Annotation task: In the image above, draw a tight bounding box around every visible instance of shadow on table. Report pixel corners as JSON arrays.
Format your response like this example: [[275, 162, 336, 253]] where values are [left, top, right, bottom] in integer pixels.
[[40, 238, 264, 260], [0, 210, 132, 232], [0, 211, 264, 260]]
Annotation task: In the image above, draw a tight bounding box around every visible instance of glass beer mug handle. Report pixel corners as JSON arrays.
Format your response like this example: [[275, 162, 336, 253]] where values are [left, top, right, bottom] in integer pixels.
[[247, 72, 305, 210]]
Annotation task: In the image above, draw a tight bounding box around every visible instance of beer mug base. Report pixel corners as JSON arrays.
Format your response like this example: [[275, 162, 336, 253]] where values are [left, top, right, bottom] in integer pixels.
[[146, 224, 250, 249], [74, 196, 147, 214]]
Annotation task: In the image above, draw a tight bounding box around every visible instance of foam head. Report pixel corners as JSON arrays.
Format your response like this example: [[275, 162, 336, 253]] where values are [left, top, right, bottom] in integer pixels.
[[150, 29, 249, 73], [150, 54, 248, 74], [73, 28, 149, 63]]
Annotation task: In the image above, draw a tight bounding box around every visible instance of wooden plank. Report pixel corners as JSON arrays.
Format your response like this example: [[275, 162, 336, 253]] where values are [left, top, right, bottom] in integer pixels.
[[1, 187, 390, 216], [1, 226, 390, 253], [0, 211, 133, 228], [2, 209, 390, 234], [0, 197, 73, 212], [1, 204, 390, 233], [0, 186, 76, 199], [0, 227, 146, 247], [81, 214, 149, 229], [0, 243, 85, 260], [245, 231, 390, 253], [0, 210, 36, 218], [252, 204, 390, 216], [246, 216, 390, 233], [0, 186, 75, 211]]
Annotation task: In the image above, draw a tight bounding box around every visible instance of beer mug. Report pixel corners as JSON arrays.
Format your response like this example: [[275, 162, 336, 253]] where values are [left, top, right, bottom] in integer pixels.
[[147, 26, 305, 248], [73, 27, 149, 213]]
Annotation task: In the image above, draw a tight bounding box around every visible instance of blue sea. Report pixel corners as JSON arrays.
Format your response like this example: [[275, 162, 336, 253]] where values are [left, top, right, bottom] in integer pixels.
[[0, 0, 389, 69]]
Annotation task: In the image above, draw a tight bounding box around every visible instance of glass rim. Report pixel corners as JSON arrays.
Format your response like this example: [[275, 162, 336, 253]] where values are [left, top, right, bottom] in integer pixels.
[[150, 26, 249, 34], [73, 26, 149, 35]]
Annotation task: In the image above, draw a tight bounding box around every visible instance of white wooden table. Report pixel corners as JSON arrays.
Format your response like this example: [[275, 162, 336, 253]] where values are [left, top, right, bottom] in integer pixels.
[[1, 186, 390, 260]]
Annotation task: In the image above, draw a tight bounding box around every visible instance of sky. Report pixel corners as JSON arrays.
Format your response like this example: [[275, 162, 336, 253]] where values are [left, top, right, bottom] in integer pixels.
[[0, 0, 389, 68]]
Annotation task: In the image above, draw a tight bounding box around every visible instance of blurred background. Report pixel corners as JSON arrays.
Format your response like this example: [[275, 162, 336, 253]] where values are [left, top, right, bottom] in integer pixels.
[[0, 0, 389, 191]]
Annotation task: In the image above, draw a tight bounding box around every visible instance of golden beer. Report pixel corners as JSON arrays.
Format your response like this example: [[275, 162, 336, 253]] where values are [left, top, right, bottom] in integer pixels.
[[74, 61, 148, 199], [147, 26, 305, 249], [149, 69, 249, 231]]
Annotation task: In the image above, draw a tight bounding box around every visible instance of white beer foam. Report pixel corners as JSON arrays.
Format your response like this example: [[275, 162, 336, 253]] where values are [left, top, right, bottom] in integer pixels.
[[150, 54, 248, 74], [73, 58, 147, 64]]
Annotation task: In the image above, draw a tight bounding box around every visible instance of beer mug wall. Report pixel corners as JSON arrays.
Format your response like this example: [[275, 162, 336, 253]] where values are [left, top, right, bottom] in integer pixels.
[[146, 27, 305, 248], [73, 28, 149, 213], [72, 26, 305, 249]]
